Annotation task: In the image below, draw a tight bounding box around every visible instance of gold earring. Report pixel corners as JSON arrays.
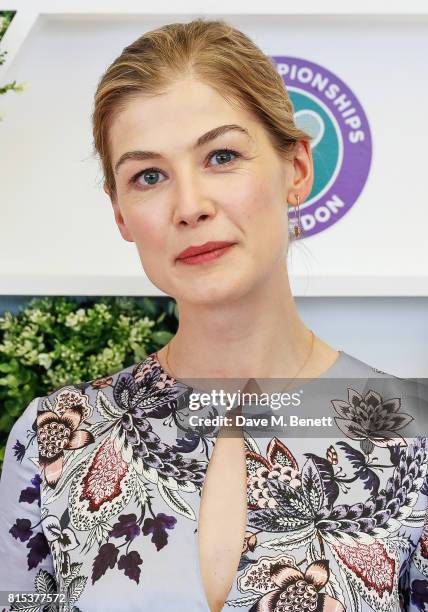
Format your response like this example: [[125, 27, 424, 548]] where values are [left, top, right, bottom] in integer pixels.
[[293, 194, 302, 238]]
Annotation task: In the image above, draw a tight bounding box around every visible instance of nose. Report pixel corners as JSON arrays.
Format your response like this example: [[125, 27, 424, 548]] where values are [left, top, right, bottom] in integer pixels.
[[172, 172, 216, 227], [174, 208, 213, 227]]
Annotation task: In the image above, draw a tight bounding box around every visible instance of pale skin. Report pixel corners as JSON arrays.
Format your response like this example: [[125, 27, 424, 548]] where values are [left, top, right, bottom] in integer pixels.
[[104, 75, 340, 611]]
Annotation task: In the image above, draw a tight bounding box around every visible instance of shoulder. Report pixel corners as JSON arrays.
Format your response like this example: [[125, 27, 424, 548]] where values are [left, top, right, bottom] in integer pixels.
[[338, 351, 426, 439], [2, 397, 40, 479], [338, 350, 397, 379], [35, 352, 173, 424], [34, 353, 185, 489]]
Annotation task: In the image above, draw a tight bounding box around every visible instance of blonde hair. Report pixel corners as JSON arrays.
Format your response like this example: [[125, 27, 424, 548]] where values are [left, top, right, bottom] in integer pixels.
[[91, 18, 312, 207]]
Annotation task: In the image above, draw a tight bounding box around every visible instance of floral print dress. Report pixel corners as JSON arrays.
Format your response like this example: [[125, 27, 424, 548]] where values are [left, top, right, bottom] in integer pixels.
[[0, 349, 427, 611]]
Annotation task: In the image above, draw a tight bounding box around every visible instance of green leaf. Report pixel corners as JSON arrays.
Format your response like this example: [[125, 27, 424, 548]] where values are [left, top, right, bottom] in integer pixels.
[[0, 295, 176, 479]]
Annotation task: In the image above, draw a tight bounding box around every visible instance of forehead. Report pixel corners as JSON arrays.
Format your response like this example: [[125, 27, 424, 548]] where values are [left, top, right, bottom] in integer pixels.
[[108, 78, 263, 159]]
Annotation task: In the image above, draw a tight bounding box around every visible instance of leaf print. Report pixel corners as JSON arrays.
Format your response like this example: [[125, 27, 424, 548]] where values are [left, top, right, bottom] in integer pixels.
[[34, 567, 57, 596], [68, 435, 137, 531], [402, 508, 426, 528], [112, 372, 139, 411], [327, 539, 399, 612], [346, 580, 363, 612], [324, 565, 346, 607], [157, 474, 179, 490], [91, 542, 119, 584], [177, 479, 197, 493], [12, 438, 26, 462], [43, 452, 89, 506], [134, 475, 149, 508], [244, 433, 261, 455], [59, 507, 70, 530], [336, 441, 380, 497], [265, 478, 314, 519], [19, 474, 42, 506], [9, 518, 33, 542], [139, 461, 159, 483], [83, 521, 112, 553], [267, 437, 299, 470], [9, 601, 40, 611], [248, 505, 312, 533], [142, 512, 177, 551], [172, 431, 201, 453], [260, 522, 316, 552], [247, 439, 302, 510], [110, 513, 141, 542], [301, 457, 325, 512], [95, 388, 125, 419], [115, 364, 185, 420], [98, 370, 207, 492], [67, 575, 88, 606], [303, 452, 340, 508], [226, 593, 260, 607], [157, 480, 196, 520], [63, 561, 85, 589], [409, 578, 428, 609], [117, 550, 143, 583], [9, 569, 60, 612], [26, 531, 51, 570], [388, 443, 402, 467], [316, 438, 428, 544]]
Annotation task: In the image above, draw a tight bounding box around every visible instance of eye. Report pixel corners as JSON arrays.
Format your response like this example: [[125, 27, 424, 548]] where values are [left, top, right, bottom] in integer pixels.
[[129, 148, 242, 189], [207, 148, 241, 167]]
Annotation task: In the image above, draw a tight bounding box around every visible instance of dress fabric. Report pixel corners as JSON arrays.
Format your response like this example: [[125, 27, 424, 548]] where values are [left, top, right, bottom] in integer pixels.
[[0, 350, 427, 612]]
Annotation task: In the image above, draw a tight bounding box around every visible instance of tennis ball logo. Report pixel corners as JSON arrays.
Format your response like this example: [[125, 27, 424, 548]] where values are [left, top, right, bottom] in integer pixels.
[[272, 57, 372, 238]]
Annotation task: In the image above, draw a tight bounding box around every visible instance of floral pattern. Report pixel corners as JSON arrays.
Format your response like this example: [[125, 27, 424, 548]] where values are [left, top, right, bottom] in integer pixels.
[[0, 351, 427, 611]]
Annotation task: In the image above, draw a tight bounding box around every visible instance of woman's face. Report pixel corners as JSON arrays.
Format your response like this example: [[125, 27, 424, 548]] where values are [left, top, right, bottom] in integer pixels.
[[106, 77, 313, 305]]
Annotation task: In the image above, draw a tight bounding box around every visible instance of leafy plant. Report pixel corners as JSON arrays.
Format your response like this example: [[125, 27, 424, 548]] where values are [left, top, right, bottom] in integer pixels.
[[0, 11, 28, 120], [0, 296, 179, 471], [0, 10, 15, 41]]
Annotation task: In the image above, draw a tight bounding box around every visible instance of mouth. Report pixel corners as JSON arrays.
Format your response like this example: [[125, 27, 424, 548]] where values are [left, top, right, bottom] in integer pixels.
[[176, 242, 237, 265]]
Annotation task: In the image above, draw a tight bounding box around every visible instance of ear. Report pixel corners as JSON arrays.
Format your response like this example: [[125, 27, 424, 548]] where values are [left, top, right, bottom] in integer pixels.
[[286, 140, 314, 206], [103, 183, 134, 243]]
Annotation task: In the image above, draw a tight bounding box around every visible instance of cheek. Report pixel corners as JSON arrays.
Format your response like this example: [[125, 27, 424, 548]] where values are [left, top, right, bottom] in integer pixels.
[[237, 180, 288, 261], [124, 205, 165, 251], [121, 205, 171, 287], [237, 178, 285, 234]]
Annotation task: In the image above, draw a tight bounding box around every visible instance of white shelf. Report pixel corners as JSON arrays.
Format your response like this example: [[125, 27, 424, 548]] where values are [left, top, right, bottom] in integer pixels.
[[1, 275, 427, 297]]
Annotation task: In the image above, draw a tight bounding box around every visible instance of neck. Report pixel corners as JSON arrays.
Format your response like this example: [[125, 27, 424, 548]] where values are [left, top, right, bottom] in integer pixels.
[[160, 264, 337, 380]]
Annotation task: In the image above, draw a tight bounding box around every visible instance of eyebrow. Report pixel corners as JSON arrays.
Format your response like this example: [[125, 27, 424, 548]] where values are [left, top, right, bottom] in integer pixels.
[[113, 124, 252, 175]]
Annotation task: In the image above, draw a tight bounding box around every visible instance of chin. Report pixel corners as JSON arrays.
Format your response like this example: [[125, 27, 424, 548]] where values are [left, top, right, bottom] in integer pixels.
[[176, 274, 255, 306]]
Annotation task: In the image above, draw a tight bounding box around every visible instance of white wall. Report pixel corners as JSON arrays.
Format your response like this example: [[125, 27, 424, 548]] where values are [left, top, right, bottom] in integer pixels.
[[1, 12, 428, 294], [297, 297, 428, 377]]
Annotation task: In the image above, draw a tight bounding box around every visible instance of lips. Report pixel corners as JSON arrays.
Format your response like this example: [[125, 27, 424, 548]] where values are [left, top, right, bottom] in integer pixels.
[[176, 241, 236, 260]]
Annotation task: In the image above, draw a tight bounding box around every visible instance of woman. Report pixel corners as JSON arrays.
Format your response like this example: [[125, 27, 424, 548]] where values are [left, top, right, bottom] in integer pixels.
[[0, 18, 427, 612]]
